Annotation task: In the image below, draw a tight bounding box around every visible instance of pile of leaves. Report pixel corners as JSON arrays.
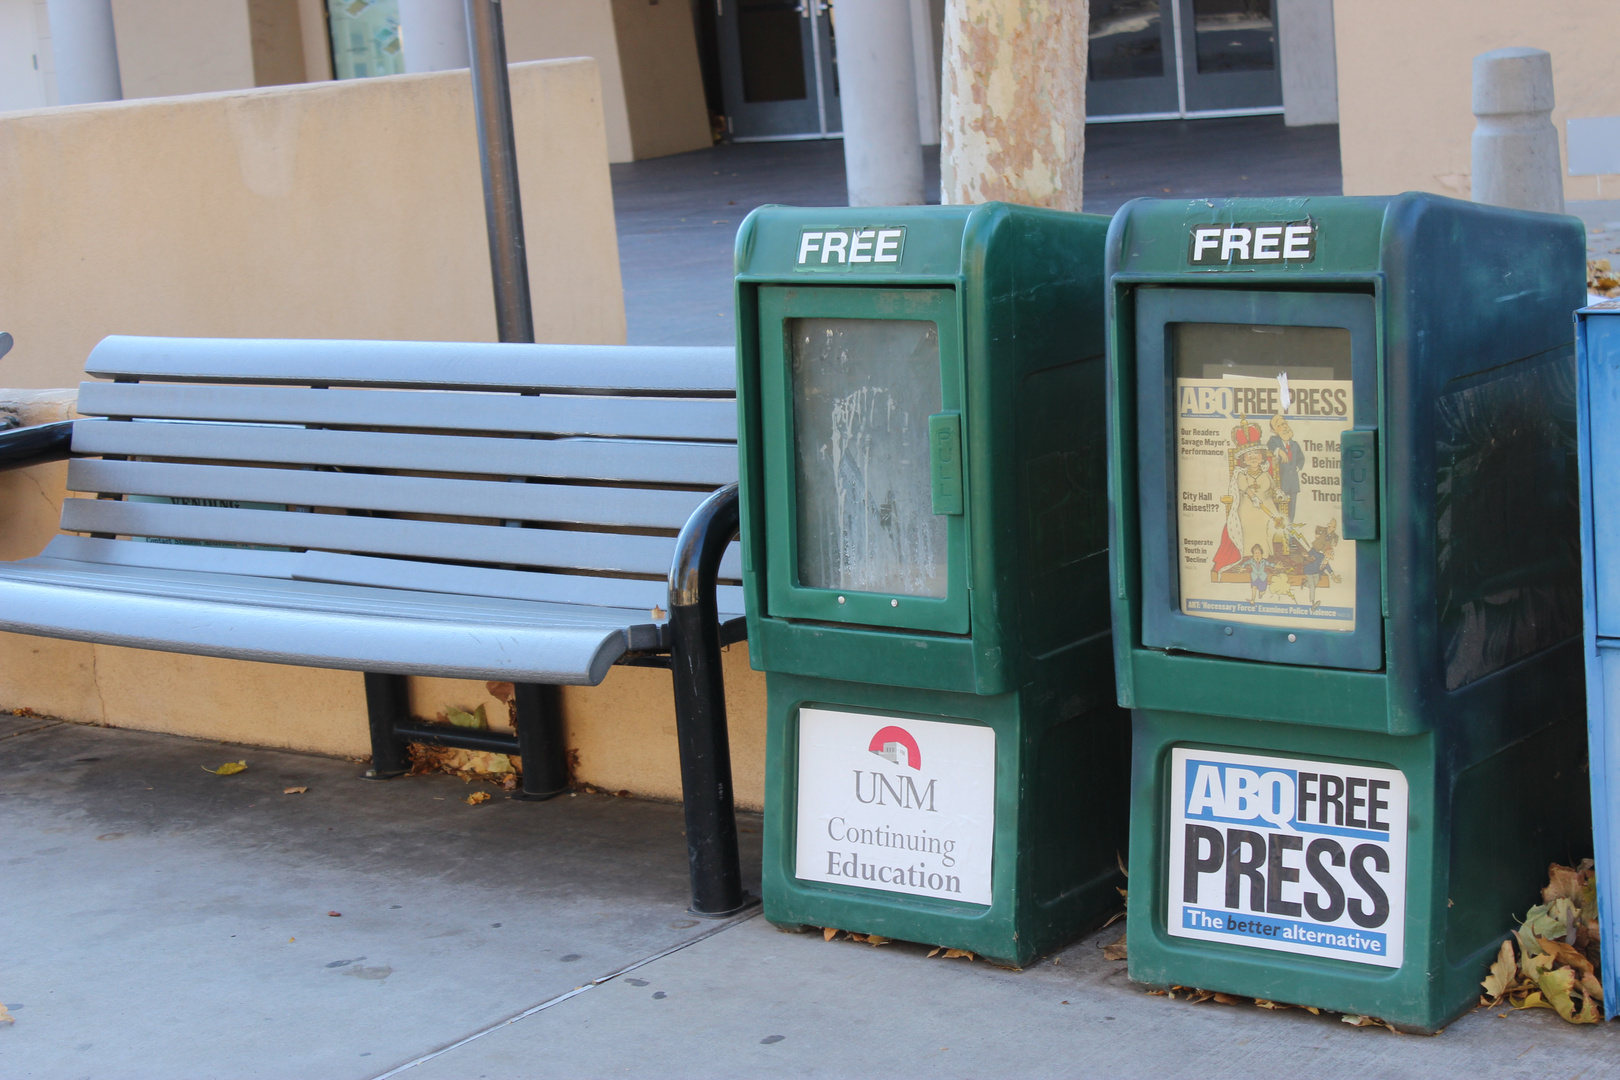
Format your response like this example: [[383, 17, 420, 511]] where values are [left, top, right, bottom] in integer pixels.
[[819, 927, 975, 960], [1481, 860, 1604, 1023], [406, 698, 523, 792], [1591, 259, 1620, 299]]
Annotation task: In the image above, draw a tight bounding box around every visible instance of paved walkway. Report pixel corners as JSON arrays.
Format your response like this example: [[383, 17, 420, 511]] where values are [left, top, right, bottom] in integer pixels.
[[611, 117, 1342, 346], [3, 718, 1618, 1079]]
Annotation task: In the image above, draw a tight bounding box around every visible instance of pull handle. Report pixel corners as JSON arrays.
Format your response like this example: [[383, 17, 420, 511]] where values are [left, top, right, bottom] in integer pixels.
[[929, 411, 964, 516], [1339, 429, 1377, 540]]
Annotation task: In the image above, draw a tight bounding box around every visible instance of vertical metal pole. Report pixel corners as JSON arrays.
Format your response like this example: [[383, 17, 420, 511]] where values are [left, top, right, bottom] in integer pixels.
[[464, 0, 535, 344]]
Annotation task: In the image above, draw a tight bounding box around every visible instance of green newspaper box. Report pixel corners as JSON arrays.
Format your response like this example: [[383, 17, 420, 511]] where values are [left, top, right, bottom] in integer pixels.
[[735, 203, 1127, 965], [1107, 193, 1589, 1031]]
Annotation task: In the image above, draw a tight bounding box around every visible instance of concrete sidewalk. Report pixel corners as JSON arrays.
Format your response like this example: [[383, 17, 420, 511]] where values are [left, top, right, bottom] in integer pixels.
[[3, 718, 1617, 1079]]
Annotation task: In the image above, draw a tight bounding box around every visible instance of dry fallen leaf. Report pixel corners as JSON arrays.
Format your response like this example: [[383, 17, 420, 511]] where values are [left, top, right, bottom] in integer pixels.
[[465, 791, 491, 806], [203, 760, 247, 776], [446, 705, 487, 730], [1102, 933, 1128, 961], [0, 1004, 12, 1025], [327, 911, 341, 917], [939, 948, 975, 961], [283, 786, 308, 795], [823, 927, 839, 942]]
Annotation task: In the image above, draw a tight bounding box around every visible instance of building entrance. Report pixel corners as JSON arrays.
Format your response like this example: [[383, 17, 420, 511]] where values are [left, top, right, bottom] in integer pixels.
[[1087, 0, 1281, 121], [715, 0, 841, 141]]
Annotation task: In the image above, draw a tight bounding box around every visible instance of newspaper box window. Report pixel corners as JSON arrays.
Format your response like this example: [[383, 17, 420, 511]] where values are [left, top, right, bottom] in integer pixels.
[[736, 204, 1128, 966], [1106, 194, 1587, 1033], [1135, 290, 1381, 670]]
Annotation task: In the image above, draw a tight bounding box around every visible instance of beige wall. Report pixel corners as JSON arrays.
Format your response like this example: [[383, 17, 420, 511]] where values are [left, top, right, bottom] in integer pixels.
[[1336, 0, 1620, 201], [111, 0, 257, 99], [0, 58, 624, 387], [0, 58, 766, 808], [504, 0, 633, 162], [608, 0, 711, 160], [106, 0, 709, 161]]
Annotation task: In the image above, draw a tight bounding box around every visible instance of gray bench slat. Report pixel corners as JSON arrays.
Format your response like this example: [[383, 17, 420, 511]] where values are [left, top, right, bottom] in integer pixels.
[[86, 337, 736, 394], [76, 383, 738, 442], [71, 420, 739, 487], [0, 561, 657, 630], [68, 459, 709, 531], [40, 534, 306, 578], [60, 498, 682, 576], [294, 550, 746, 617], [0, 573, 633, 684]]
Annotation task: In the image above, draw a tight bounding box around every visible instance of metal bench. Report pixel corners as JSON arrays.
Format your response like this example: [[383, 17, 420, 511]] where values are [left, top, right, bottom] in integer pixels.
[[0, 335, 750, 915]]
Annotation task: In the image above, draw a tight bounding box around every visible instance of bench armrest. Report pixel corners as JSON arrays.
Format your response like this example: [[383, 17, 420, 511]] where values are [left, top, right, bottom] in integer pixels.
[[0, 420, 73, 473], [666, 482, 746, 916], [669, 482, 740, 612]]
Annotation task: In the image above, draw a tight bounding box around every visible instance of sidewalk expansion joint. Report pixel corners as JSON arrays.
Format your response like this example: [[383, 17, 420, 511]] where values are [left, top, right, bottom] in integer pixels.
[[367, 907, 762, 1079], [0, 721, 63, 741]]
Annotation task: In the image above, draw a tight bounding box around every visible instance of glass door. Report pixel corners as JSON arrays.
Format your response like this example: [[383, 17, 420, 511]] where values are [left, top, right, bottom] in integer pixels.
[[1179, 0, 1281, 113], [1087, 0, 1180, 120], [1087, 0, 1281, 121], [758, 286, 969, 633], [716, 0, 840, 140]]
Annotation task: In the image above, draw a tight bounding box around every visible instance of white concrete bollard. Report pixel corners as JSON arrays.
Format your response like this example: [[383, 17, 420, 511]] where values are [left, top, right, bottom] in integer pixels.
[[400, 0, 471, 74], [1471, 47, 1564, 214], [835, 0, 926, 207], [45, 0, 122, 104]]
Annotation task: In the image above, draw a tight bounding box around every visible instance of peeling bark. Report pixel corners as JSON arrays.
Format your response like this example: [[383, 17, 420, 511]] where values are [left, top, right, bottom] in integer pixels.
[[941, 0, 1087, 211]]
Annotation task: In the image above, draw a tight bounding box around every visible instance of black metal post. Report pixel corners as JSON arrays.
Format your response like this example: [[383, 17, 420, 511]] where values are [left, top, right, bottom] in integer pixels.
[[362, 672, 411, 779], [668, 484, 748, 917], [513, 682, 570, 799], [464, 0, 534, 344]]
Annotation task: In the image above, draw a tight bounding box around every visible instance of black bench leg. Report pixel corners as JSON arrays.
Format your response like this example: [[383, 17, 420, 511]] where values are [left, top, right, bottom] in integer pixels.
[[362, 672, 410, 779], [513, 683, 569, 800], [669, 483, 749, 917]]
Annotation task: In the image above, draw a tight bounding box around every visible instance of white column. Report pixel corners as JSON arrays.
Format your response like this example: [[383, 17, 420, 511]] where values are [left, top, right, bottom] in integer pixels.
[[45, 0, 121, 104], [835, 0, 925, 207], [400, 0, 469, 73], [1471, 47, 1564, 214], [1277, 0, 1337, 127], [941, 0, 1085, 211]]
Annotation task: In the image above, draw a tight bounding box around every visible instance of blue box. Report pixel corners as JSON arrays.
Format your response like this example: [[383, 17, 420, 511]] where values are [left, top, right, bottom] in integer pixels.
[[1578, 299, 1620, 1012]]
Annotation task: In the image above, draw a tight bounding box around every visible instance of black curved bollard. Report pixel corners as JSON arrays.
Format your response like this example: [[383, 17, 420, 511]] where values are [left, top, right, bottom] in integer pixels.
[[667, 482, 748, 917]]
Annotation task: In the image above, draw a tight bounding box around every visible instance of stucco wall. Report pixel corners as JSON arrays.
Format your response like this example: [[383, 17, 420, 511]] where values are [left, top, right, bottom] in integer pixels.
[[0, 60, 762, 809], [608, 0, 711, 159], [504, 0, 634, 163], [110, 0, 256, 99], [1335, 0, 1620, 200], [0, 58, 625, 386]]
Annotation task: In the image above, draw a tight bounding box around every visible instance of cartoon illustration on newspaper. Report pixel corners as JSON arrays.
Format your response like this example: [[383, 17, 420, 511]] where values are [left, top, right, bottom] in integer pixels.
[[1176, 373, 1355, 632]]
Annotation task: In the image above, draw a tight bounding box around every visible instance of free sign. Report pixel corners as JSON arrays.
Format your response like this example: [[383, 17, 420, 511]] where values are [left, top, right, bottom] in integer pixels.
[[796, 226, 907, 271], [1188, 220, 1316, 265]]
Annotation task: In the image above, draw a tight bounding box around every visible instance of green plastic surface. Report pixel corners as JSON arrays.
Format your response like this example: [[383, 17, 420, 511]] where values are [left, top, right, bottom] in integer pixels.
[[738, 203, 1126, 964], [1107, 193, 1590, 1031]]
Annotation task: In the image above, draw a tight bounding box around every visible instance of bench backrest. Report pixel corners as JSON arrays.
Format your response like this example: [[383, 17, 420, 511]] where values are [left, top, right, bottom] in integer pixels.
[[59, 337, 741, 616]]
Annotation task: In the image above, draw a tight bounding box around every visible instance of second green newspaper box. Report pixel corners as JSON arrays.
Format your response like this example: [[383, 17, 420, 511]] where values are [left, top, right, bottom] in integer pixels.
[[1107, 193, 1588, 1031], [735, 203, 1126, 965]]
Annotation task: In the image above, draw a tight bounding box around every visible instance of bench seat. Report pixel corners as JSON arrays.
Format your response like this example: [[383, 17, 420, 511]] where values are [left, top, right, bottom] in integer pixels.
[[0, 538, 742, 685], [0, 334, 752, 915]]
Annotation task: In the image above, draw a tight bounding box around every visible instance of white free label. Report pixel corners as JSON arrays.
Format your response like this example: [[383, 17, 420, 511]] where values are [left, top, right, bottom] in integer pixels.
[[794, 707, 995, 906], [1167, 748, 1408, 968]]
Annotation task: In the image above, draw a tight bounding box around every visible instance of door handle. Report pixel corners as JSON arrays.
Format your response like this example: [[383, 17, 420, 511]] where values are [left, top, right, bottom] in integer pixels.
[[929, 412, 965, 516], [1339, 428, 1377, 540]]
